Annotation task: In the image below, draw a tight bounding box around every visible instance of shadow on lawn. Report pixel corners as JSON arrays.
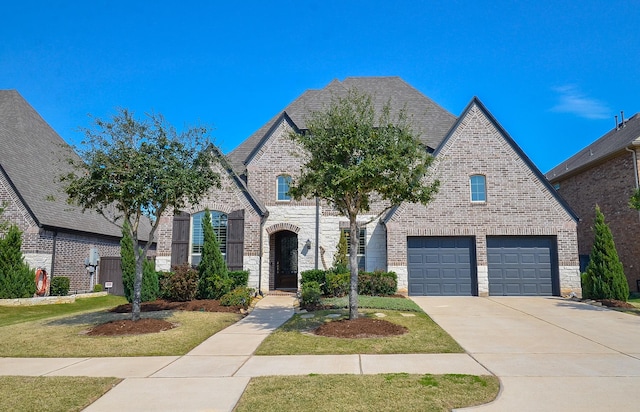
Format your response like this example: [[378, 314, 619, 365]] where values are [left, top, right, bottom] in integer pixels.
[[46, 309, 174, 326]]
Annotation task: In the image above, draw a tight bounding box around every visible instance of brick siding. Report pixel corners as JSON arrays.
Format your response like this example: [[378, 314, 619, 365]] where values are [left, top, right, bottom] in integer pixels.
[[553, 149, 640, 292]]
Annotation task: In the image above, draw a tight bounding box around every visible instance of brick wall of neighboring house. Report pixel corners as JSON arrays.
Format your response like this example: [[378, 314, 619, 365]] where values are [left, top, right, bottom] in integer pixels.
[[386, 104, 580, 295], [155, 160, 263, 286], [553, 150, 640, 292]]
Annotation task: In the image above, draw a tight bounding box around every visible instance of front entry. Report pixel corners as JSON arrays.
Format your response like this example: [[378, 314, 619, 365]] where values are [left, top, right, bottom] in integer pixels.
[[273, 231, 298, 289]]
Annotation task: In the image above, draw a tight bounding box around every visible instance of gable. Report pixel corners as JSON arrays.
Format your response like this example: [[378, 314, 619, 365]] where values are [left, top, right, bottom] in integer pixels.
[[387, 98, 577, 228]]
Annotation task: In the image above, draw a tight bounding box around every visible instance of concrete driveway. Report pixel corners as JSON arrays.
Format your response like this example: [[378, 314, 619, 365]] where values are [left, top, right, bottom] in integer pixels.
[[411, 297, 640, 412]]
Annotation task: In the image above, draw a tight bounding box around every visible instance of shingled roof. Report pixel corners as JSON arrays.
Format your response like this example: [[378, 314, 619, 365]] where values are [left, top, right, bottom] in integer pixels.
[[547, 113, 640, 181], [227, 77, 457, 175], [0, 90, 125, 238]]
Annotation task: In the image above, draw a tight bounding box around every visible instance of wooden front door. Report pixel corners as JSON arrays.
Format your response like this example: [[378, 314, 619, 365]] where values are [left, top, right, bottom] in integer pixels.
[[274, 231, 298, 289]]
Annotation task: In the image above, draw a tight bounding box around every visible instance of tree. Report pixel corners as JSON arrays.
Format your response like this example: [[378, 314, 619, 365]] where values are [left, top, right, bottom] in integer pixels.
[[289, 89, 439, 319], [0, 225, 36, 298], [333, 230, 348, 273], [581, 205, 629, 301], [197, 208, 230, 299], [62, 109, 220, 320]]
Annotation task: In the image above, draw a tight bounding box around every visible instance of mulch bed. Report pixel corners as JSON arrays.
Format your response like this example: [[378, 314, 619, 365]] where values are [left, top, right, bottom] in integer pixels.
[[110, 299, 246, 314], [87, 318, 176, 336], [597, 299, 637, 309], [85, 299, 247, 336], [314, 317, 408, 338]]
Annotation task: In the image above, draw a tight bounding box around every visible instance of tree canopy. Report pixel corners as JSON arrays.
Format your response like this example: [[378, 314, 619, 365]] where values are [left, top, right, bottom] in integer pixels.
[[289, 88, 439, 319], [62, 108, 220, 320]]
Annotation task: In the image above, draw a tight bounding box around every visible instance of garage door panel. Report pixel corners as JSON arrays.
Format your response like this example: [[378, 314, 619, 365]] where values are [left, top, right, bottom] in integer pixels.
[[408, 237, 476, 296], [487, 237, 557, 296]]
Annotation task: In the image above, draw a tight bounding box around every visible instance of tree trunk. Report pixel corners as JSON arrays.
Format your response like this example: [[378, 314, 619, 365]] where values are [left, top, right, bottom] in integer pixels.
[[348, 218, 359, 320], [132, 243, 144, 322]]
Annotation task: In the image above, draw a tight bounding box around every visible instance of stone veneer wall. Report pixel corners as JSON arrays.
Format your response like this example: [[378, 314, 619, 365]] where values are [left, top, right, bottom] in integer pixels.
[[386, 104, 581, 296], [553, 150, 640, 292]]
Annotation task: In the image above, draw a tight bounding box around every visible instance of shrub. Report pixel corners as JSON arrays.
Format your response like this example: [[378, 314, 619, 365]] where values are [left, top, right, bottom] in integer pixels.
[[300, 269, 327, 291], [198, 209, 230, 299], [141, 258, 159, 302], [160, 264, 199, 302], [0, 225, 36, 298], [300, 281, 322, 306], [325, 271, 349, 297], [228, 270, 250, 289], [93, 284, 104, 293], [358, 271, 397, 296], [333, 231, 348, 274], [50, 277, 70, 296], [220, 287, 253, 308], [582, 206, 629, 301]]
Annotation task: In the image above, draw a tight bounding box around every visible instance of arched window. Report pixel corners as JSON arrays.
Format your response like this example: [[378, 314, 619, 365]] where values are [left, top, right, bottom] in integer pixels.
[[191, 210, 227, 266], [277, 175, 292, 201], [470, 175, 487, 202]]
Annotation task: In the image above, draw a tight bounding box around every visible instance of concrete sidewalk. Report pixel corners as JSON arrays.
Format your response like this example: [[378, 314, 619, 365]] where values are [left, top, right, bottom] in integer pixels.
[[0, 295, 489, 411]]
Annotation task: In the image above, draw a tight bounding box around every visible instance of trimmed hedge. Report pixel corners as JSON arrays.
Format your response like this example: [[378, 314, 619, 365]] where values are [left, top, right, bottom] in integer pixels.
[[220, 286, 253, 308], [228, 270, 250, 289], [358, 271, 397, 296], [300, 281, 322, 306], [326, 272, 349, 297], [50, 277, 70, 296]]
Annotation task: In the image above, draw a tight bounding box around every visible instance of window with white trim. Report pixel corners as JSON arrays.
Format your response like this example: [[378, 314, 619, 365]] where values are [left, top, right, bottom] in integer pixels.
[[470, 175, 487, 202], [342, 228, 366, 270], [277, 175, 292, 201], [191, 210, 227, 266]]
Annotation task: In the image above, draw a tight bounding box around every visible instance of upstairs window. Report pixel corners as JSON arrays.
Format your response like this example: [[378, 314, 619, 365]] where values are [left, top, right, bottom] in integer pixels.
[[277, 175, 292, 201], [470, 175, 487, 202], [191, 210, 227, 266]]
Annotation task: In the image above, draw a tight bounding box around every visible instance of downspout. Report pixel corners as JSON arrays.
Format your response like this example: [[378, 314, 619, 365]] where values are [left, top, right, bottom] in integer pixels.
[[626, 146, 639, 190], [315, 197, 320, 270], [257, 214, 266, 296]]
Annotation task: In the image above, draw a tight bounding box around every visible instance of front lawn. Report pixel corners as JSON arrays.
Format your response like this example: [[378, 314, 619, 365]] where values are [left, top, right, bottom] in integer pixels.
[[234, 373, 499, 412], [255, 296, 462, 355], [0, 376, 120, 412], [0, 309, 240, 357]]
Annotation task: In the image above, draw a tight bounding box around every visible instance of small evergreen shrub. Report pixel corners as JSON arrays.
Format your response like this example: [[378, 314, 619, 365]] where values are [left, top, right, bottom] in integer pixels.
[[582, 206, 629, 301], [160, 264, 199, 301], [228, 270, 250, 289], [141, 258, 159, 302], [333, 231, 349, 274], [300, 280, 322, 306], [325, 271, 349, 297], [50, 277, 70, 296], [0, 225, 36, 298], [93, 284, 104, 293], [198, 209, 230, 299], [300, 269, 327, 294], [220, 287, 253, 308], [358, 270, 397, 296]]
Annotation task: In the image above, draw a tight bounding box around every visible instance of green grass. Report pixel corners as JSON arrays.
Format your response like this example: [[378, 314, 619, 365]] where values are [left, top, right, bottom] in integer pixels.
[[255, 308, 462, 355], [0, 376, 121, 412], [0, 295, 127, 327], [320, 295, 423, 311], [0, 310, 241, 357], [234, 374, 499, 412]]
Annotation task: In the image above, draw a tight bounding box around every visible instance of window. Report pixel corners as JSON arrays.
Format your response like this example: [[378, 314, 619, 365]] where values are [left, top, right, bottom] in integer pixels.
[[342, 228, 366, 270], [191, 210, 227, 266], [277, 175, 292, 201], [470, 175, 486, 202]]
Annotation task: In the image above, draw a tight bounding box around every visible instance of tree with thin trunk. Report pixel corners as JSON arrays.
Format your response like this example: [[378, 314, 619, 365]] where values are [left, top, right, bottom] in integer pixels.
[[62, 109, 220, 320], [289, 89, 439, 319]]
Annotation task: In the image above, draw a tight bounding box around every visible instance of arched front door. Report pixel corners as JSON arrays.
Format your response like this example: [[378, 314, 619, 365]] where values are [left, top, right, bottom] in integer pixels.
[[273, 230, 298, 289]]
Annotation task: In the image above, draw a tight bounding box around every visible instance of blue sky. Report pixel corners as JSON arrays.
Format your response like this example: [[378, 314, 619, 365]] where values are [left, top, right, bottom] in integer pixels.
[[1, 1, 638, 172]]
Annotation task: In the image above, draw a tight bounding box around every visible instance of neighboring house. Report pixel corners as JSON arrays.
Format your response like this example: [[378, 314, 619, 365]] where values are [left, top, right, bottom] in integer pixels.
[[547, 113, 640, 293], [0, 90, 148, 293], [156, 77, 582, 297]]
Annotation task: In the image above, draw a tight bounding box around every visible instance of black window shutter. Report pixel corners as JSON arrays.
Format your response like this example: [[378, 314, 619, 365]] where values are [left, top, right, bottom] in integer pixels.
[[226, 209, 244, 271], [171, 211, 191, 267]]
